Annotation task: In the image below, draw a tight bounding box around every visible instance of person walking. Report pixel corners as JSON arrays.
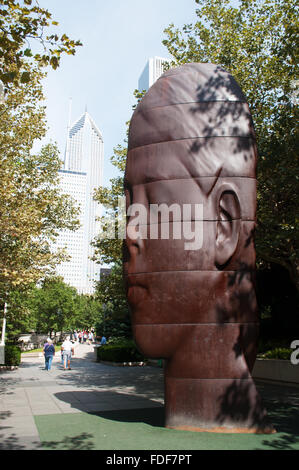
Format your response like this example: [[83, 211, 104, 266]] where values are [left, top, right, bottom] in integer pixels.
[[43, 338, 55, 371], [78, 331, 82, 343], [83, 331, 88, 343], [61, 336, 75, 370], [88, 331, 94, 344]]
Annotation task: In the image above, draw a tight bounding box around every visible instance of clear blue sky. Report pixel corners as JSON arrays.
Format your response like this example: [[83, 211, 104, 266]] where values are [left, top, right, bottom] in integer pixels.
[[37, 0, 197, 186]]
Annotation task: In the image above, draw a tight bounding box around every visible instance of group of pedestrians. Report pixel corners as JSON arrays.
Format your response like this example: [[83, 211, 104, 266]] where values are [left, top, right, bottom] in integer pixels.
[[73, 330, 94, 344], [43, 330, 107, 371], [43, 335, 74, 371]]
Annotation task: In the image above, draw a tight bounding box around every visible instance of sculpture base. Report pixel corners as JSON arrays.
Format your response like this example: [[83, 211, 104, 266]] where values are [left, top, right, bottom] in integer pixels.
[[164, 376, 275, 434], [166, 424, 276, 434]]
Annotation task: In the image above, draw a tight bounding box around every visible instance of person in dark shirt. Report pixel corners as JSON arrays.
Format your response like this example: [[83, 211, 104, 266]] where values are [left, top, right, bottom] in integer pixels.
[[43, 338, 55, 371]]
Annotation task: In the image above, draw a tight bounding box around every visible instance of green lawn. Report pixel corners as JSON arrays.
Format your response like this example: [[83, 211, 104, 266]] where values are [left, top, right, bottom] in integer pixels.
[[22, 344, 62, 354]]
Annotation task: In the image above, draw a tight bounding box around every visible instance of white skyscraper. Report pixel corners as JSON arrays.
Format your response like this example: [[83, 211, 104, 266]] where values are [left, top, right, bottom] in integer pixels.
[[55, 110, 104, 294], [138, 56, 172, 92]]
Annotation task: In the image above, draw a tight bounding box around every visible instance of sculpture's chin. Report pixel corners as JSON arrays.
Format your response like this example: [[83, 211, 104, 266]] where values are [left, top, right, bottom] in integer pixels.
[[132, 323, 184, 359], [132, 325, 166, 358]]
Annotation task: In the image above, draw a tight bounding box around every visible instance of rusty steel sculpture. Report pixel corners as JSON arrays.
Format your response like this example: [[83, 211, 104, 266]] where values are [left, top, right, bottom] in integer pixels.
[[123, 63, 274, 433]]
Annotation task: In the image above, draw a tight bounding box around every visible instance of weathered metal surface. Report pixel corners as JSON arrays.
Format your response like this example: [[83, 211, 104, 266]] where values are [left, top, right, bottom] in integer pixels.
[[126, 270, 258, 325], [124, 62, 274, 433]]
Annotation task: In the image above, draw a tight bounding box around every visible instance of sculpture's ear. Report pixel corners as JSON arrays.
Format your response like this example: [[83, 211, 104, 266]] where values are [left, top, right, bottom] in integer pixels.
[[215, 190, 241, 267]]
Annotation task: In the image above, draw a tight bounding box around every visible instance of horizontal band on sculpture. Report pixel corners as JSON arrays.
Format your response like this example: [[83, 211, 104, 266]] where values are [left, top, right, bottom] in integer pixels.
[[128, 134, 255, 151], [137, 99, 248, 111], [125, 175, 256, 187], [126, 218, 255, 223], [127, 269, 255, 275], [127, 134, 256, 152]]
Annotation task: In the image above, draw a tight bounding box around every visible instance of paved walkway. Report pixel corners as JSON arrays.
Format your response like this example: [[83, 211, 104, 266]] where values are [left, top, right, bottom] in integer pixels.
[[0, 343, 164, 450], [0, 343, 299, 450]]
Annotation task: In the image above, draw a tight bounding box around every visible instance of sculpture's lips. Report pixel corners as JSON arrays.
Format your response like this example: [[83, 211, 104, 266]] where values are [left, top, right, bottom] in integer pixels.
[[126, 278, 148, 306]]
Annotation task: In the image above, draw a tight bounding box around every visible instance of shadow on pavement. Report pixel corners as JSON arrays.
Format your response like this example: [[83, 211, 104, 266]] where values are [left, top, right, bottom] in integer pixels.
[[54, 389, 164, 426], [254, 381, 299, 450], [40, 432, 95, 450], [91, 406, 165, 427]]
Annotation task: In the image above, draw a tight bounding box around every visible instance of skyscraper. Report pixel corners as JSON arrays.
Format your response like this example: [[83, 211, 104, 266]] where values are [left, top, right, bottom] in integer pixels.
[[138, 56, 172, 92], [55, 110, 104, 294]]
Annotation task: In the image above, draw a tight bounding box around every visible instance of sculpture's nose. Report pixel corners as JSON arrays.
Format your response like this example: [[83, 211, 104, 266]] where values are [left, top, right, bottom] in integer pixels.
[[123, 229, 144, 280], [124, 222, 144, 261]]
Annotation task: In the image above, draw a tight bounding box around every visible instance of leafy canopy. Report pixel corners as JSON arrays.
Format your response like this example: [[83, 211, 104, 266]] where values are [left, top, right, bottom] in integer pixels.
[[0, 0, 82, 89], [0, 0, 82, 305]]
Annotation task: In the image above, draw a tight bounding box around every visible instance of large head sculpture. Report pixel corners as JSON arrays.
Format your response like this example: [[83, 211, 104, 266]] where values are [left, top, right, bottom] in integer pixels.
[[124, 63, 273, 433]]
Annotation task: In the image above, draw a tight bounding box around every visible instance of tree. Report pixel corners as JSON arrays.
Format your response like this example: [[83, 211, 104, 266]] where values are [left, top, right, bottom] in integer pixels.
[[4, 280, 102, 341], [94, 261, 131, 339], [162, 0, 298, 292], [32, 277, 78, 337], [0, 0, 82, 90], [70, 294, 102, 331], [0, 0, 82, 341], [0, 142, 80, 297], [93, 144, 131, 339], [3, 284, 38, 340], [92, 144, 126, 266]]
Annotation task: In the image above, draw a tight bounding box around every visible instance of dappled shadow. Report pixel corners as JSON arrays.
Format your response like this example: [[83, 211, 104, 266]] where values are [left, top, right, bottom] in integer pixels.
[[0, 409, 41, 450], [255, 383, 299, 449], [189, 65, 261, 429], [0, 410, 12, 419], [193, 65, 246, 103], [260, 434, 299, 450], [40, 432, 95, 450], [256, 381, 299, 433], [0, 434, 36, 450], [188, 63, 255, 161], [0, 378, 21, 396], [215, 373, 273, 432]]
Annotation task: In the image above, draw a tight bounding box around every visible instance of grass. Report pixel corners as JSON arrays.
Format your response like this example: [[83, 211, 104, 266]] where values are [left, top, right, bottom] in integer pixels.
[[22, 344, 62, 354]]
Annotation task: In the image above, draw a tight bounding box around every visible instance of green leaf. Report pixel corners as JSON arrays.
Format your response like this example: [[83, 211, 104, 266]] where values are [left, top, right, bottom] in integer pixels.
[[23, 48, 32, 57], [20, 71, 31, 83]]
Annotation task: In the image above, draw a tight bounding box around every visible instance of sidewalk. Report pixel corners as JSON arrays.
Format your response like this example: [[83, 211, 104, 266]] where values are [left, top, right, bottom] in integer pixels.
[[0, 342, 299, 450]]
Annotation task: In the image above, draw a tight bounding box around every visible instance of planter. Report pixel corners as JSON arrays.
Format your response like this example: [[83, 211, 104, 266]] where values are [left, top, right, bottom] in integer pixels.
[[93, 345, 101, 361], [252, 358, 299, 384]]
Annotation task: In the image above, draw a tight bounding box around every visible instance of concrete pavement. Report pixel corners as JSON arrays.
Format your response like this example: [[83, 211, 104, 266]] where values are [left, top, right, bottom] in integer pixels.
[[0, 342, 299, 450], [0, 342, 164, 450]]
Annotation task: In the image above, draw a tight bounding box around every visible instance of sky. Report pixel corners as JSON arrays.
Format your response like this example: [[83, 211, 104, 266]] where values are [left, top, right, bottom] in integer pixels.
[[36, 0, 197, 186]]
